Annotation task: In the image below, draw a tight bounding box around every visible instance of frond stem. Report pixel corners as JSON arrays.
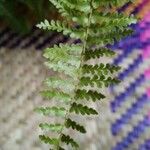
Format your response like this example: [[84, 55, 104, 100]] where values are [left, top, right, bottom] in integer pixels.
[[54, 1, 94, 149]]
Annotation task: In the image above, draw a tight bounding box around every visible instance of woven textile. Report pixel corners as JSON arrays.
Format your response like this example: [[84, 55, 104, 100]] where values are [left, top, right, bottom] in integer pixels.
[[0, 48, 49, 150], [0, 1, 150, 150], [110, 1, 150, 150], [0, 48, 112, 150]]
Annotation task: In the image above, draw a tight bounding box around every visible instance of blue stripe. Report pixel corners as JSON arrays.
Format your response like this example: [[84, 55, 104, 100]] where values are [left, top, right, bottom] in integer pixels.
[[112, 116, 150, 150], [110, 74, 145, 112], [111, 94, 148, 135]]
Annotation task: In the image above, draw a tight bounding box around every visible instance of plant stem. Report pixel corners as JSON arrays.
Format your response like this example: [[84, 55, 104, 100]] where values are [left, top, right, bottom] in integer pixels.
[[54, 1, 94, 149]]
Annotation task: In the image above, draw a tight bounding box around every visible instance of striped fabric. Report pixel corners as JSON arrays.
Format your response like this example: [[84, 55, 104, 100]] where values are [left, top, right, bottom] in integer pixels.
[[0, 1, 150, 150], [110, 1, 150, 150]]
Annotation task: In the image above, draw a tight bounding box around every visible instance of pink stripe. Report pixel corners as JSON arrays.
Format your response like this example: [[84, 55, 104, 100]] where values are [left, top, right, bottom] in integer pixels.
[[140, 14, 150, 58], [141, 28, 150, 42], [145, 69, 150, 79], [140, 12, 150, 27], [142, 46, 150, 59], [147, 88, 150, 98]]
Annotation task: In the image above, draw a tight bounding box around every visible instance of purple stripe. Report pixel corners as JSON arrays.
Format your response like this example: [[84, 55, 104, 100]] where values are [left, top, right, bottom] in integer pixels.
[[139, 139, 150, 150], [112, 115, 150, 150], [118, 55, 143, 80], [0, 27, 10, 38], [131, 0, 149, 15], [117, 2, 132, 13], [8, 27, 36, 49], [21, 31, 44, 48], [110, 74, 145, 112], [0, 32, 18, 47], [111, 94, 148, 135]]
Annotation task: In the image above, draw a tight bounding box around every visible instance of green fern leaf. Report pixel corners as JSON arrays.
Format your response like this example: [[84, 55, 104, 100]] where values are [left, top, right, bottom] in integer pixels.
[[87, 28, 133, 46], [82, 64, 121, 75], [44, 77, 76, 92], [84, 48, 115, 60], [45, 44, 82, 55], [37, 19, 83, 39], [36, 0, 136, 149], [80, 75, 120, 88], [49, 0, 90, 20], [70, 102, 98, 115], [93, 0, 133, 7], [49, 0, 70, 17], [61, 134, 79, 148], [43, 46, 81, 67], [65, 118, 86, 133], [41, 90, 71, 102], [60, 0, 91, 13], [39, 123, 63, 132], [91, 12, 136, 26], [35, 107, 66, 117], [39, 135, 59, 145], [37, 19, 69, 32], [44, 61, 79, 78], [75, 89, 105, 102]]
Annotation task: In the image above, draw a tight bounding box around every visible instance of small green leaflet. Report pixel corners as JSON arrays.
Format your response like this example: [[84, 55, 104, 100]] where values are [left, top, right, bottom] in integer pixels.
[[39, 123, 63, 132], [70, 102, 98, 115], [35, 106, 66, 117], [65, 118, 86, 133], [61, 134, 79, 148], [41, 90, 71, 102]]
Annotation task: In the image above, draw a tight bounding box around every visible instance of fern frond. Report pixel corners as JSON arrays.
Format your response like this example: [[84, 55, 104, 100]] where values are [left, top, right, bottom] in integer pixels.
[[84, 48, 115, 60], [39, 135, 59, 145], [70, 103, 98, 115], [39, 123, 63, 132], [45, 44, 83, 55], [65, 118, 86, 133], [37, 19, 83, 39], [48, 0, 71, 17], [49, 0, 90, 20], [44, 77, 76, 92], [93, 0, 132, 7], [37, 19, 68, 32], [82, 64, 121, 75], [61, 134, 79, 148], [43, 46, 81, 67], [41, 90, 71, 102], [45, 61, 79, 77], [35, 107, 66, 117], [60, 0, 91, 13], [87, 28, 133, 46], [36, 0, 136, 149], [80, 75, 120, 88], [75, 89, 105, 102], [92, 12, 136, 25]]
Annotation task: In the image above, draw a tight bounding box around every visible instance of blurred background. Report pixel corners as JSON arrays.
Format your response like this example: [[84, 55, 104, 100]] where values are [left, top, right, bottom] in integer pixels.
[[0, 0, 150, 150]]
